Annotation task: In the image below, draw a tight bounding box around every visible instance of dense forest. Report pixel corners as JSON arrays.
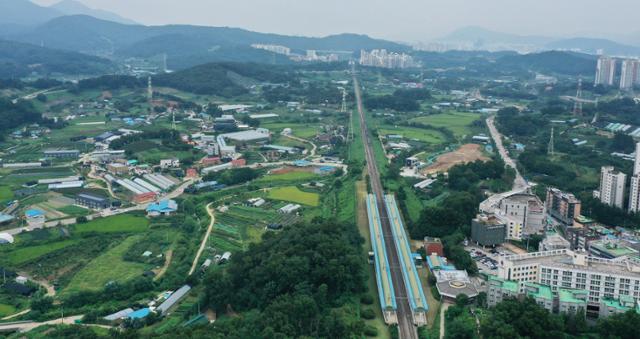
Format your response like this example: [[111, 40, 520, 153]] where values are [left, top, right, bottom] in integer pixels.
[[154, 62, 294, 97], [364, 88, 431, 112], [0, 98, 42, 140], [0, 39, 114, 78]]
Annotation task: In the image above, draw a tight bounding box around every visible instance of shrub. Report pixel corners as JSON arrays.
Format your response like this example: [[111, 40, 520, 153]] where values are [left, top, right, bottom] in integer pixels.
[[364, 325, 379, 337], [361, 308, 375, 320], [361, 294, 374, 305]]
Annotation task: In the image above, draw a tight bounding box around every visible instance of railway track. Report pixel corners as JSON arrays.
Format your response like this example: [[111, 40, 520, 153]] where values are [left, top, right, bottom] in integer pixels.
[[352, 70, 418, 339]]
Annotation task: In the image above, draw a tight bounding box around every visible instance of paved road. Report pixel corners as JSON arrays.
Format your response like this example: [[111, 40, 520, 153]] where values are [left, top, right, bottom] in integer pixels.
[[189, 202, 215, 275], [353, 72, 418, 339], [485, 116, 527, 191], [0, 315, 83, 332]]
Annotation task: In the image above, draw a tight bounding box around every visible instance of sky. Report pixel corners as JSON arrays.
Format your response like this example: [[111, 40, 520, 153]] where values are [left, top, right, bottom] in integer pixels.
[[33, 0, 640, 43]]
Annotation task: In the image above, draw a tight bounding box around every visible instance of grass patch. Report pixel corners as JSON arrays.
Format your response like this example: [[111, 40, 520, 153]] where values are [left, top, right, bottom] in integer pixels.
[[74, 214, 149, 234], [410, 111, 480, 137], [261, 122, 320, 139], [378, 126, 447, 144], [57, 205, 89, 217], [64, 236, 147, 293], [3, 239, 81, 266], [0, 303, 16, 317], [268, 186, 320, 206], [0, 186, 14, 203], [256, 171, 319, 183]]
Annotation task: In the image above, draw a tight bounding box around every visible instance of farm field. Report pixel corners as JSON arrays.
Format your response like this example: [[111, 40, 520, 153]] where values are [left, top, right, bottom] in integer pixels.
[[410, 111, 480, 137], [64, 236, 147, 293], [268, 186, 319, 206], [377, 125, 447, 144], [1, 239, 81, 266], [0, 303, 16, 317], [74, 214, 149, 234]]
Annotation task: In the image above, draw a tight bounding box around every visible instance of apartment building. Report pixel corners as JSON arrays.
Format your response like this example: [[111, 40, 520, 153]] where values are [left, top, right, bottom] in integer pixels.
[[594, 166, 626, 209], [546, 187, 581, 226]]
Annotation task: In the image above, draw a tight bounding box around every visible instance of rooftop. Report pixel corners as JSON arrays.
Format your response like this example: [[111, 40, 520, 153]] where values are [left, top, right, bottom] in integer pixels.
[[525, 282, 553, 300], [25, 209, 44, 218], [558, 288, 588, 304], [489, 275, 519, 293], [503, 249, 640, 278]]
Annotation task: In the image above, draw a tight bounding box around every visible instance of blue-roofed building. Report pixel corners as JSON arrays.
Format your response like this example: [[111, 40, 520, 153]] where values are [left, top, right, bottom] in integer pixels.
[[25, 209, 44, 218], [314, 166, 336, 175], [146, 199, 178, 217], [127, 308, 151, 319], [293, 160, 311, 167]]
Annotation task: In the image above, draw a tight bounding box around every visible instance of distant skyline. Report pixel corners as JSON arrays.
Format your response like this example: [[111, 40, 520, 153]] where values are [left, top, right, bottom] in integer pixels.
[[33, 0, 640, 43]]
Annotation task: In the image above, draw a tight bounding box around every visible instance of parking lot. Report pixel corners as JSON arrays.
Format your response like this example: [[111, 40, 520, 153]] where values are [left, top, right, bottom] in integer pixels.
[[464, 243, 520, 274]]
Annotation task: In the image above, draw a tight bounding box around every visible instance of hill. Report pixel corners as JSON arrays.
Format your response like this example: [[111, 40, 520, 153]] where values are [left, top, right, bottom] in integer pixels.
[[0, 0, 61, 27], [544, 37, 640, 56], [496, 51, 597, 75], [12, 15, 408, 69], [154, 62, 295, 97], [50, 0, 137, 25], [0, 39, 115, 78]]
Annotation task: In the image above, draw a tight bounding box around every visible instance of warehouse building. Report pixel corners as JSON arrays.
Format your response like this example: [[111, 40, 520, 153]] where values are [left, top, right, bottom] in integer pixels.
[[76, 193, 110, 209], [44, 149, 80, 158]]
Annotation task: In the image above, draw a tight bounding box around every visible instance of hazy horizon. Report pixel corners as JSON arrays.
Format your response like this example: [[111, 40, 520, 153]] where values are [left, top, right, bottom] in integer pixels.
[[33, 0, 640, 43]]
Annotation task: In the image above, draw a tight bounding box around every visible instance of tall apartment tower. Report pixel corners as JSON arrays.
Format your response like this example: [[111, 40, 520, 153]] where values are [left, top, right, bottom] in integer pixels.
[[620, 59, 639, 90], [628, 143, 640, 213], [595, 57, 616, 86], [595, 166, 626, 209]]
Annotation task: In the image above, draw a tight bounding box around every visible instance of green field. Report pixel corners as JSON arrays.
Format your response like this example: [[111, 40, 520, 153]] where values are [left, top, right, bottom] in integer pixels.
[[64, 236, 147, 292], [3, 239, 81, 266], [0, 186, 14, 203], [268, 186, 319, 206], [0, 303, 16, 317], [74, 214, 149, 234], [57, 205, 90, 217], [256, 170, 319, 183], [377, 126, 447, 144], [410, 111, 480, 137]]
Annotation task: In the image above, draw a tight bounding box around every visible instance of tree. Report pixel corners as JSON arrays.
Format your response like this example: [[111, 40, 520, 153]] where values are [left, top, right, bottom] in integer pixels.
[[610, 132, 635, 153], [30, 294, 53, 313]]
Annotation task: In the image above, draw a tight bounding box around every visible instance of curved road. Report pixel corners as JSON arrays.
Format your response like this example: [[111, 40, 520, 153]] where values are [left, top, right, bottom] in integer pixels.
[[189, 202, 215, 275], [353, 72, 418, 339]]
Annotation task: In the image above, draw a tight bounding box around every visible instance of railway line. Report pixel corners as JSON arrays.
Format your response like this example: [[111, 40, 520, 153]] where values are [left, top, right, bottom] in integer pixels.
[[353, 70, 419, 339]]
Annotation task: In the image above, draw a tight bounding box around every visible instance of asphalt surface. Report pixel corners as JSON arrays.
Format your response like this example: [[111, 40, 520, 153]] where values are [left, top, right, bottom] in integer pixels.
[[353, 72, 418, 339]]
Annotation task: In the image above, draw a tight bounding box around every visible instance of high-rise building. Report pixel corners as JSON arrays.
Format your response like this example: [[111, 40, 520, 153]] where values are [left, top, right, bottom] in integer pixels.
[[620, 59, 639, 90], [359, 49, 416, 69], [595, 57, 616, 86], [594, 166, 626, 209], [628, 142, 640, 213], [546, 187, 581, 225]]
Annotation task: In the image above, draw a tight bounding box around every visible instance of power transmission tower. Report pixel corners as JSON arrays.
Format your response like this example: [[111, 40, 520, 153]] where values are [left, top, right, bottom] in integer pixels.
[[172, 110, 176, 130], [147, 76, 153, 101], [340, 87, 347, 113], [548, 126, 555, 156], [573, 77, 583, 115]]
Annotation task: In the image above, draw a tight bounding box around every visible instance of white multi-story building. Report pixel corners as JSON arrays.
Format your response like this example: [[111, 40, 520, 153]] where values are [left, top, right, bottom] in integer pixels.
[[359, 49, 416, 69], [595, 56, 616, 86], [497, 249, 640, 307], [497, 193, 546, 240], [594, 166, 626, 209], [629, 142, 640, 213], [250, 44, 291, 56], [620, 59, 639, 90]]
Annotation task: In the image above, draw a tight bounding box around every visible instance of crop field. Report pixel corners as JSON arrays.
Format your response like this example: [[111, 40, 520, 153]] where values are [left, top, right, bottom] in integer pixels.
[[64, 236, 147, 293], [74, 214, 149, 234], [377, 125, 447, 144], [0, 186, 13, 203], [410, 111, 480, 137], [0, 303, 17, 317], [268, 186, 320, 206], [2, 239, 81, 266]]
